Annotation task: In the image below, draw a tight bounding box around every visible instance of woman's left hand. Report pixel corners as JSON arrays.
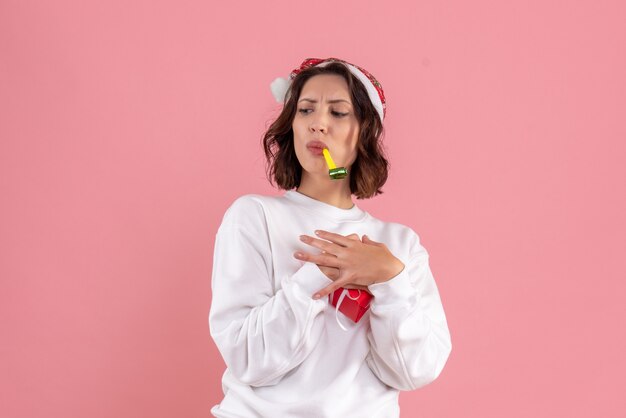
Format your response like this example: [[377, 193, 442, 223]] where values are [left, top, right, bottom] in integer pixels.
[[294, 230, 405, 300]]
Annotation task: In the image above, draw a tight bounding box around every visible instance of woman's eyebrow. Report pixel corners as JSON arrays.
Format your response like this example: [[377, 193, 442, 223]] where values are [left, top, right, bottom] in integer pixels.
[[298, 98, 352, 105]]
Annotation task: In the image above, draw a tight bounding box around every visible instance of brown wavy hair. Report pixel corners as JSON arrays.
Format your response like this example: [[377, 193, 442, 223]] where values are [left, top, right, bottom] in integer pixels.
[[261, 61, 389, 199]]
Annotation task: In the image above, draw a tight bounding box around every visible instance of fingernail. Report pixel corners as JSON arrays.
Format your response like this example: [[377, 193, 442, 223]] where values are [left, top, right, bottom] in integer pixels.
[[313, 294, 321, 299], [314, 230, 321, 235], [295, 252, 303, 257]]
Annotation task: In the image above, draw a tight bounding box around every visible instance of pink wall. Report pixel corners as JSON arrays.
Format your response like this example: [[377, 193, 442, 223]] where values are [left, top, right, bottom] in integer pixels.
[[1, 1, 625, 417]]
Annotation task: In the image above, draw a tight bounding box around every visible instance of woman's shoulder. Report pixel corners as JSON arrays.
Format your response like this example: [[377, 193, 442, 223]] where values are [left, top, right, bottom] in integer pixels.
[[224, 192, 283, 212], [218, 192, 282, 230], [367, 211, 414, 233], [367, 214, 425, 250]]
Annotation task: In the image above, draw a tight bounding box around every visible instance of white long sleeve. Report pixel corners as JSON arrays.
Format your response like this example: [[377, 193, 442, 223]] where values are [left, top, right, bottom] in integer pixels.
[[365, 234, 452, 391], [208, 199, 334, 387], [209, 191, 452, 418]]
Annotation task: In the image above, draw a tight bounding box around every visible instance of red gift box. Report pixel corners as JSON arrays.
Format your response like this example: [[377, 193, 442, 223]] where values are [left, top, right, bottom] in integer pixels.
[[329, 287, 373, 323]]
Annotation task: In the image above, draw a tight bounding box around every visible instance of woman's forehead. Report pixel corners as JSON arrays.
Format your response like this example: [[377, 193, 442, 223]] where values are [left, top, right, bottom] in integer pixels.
[[302, 74, 349, 92]]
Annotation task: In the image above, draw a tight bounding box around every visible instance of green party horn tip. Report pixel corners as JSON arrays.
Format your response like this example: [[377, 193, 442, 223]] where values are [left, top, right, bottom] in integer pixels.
[[329, 167, 348, 179], [322, 148, 349, 180]]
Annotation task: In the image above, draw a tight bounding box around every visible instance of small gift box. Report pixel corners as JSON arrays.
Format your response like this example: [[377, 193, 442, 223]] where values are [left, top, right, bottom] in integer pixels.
[[329, 287, 373, 327]]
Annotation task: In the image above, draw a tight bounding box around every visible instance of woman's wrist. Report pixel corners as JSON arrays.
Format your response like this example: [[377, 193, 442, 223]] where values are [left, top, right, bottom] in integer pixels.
[[371, 257, 405, 285]]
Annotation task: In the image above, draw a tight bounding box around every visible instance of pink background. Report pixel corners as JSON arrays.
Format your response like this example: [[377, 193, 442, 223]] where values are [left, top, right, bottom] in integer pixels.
[[1, 1, 625, 417]]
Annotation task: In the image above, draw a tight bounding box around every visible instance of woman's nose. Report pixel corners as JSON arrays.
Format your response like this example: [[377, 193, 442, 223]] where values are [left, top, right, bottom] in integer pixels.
[[309, 117, 327, 133], [309, 109, 328, 133], [310, 123, 327, 134]]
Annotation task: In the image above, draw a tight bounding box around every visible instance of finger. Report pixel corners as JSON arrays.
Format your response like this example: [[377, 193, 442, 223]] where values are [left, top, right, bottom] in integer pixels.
[[325, 268, 340, 281], [293, 251, 340, 267], [363, 234, 383, 246], [314, 230, 356, 247], [299, 235, 338, 254], [312, 278, 349, 300], [346, 233, 360, 241]]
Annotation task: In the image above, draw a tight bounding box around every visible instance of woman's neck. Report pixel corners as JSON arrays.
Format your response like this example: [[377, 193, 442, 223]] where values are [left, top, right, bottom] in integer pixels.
[[296, 175, 354, 209]]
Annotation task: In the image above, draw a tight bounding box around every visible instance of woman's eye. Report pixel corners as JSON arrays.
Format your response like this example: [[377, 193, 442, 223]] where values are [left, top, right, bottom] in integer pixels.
[[297, 108, 348, 117]]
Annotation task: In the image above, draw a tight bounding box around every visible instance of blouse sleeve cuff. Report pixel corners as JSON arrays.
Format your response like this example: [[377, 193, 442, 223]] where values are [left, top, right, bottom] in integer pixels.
[[282, 262, 334, 305]]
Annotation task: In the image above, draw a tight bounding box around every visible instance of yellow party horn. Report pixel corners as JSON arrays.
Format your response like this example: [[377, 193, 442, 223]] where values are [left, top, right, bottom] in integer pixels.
[[322, 148, 348, 180]]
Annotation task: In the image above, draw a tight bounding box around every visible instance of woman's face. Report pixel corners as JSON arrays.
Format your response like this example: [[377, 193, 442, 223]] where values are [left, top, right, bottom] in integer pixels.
[[292, 74, 360, 181]]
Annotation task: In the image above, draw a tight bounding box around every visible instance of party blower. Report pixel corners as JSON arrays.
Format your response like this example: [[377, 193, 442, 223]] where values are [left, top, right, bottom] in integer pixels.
[[322, 148, 348, 180]]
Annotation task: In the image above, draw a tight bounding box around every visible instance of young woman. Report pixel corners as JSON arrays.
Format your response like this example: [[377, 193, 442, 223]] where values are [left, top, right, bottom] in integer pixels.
[[209, 57, 452, 417]]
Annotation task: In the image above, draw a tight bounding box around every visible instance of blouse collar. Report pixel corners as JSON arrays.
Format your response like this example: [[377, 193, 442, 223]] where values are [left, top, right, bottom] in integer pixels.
[[284, 190, 368, 222]]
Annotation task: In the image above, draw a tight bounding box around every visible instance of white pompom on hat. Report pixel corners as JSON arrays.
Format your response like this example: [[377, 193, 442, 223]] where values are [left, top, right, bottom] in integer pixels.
[[270, 57, 387, 124], [270, 77, 291, 107]]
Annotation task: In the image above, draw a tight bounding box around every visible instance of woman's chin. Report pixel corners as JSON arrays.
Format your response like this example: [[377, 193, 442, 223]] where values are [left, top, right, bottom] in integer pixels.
[[301, 167, 330, 178]]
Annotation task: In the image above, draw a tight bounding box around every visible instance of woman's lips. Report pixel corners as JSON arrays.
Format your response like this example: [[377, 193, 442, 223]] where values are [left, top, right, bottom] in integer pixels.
[[306, 140, 327, 156], [307, 146, 325, 156]]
